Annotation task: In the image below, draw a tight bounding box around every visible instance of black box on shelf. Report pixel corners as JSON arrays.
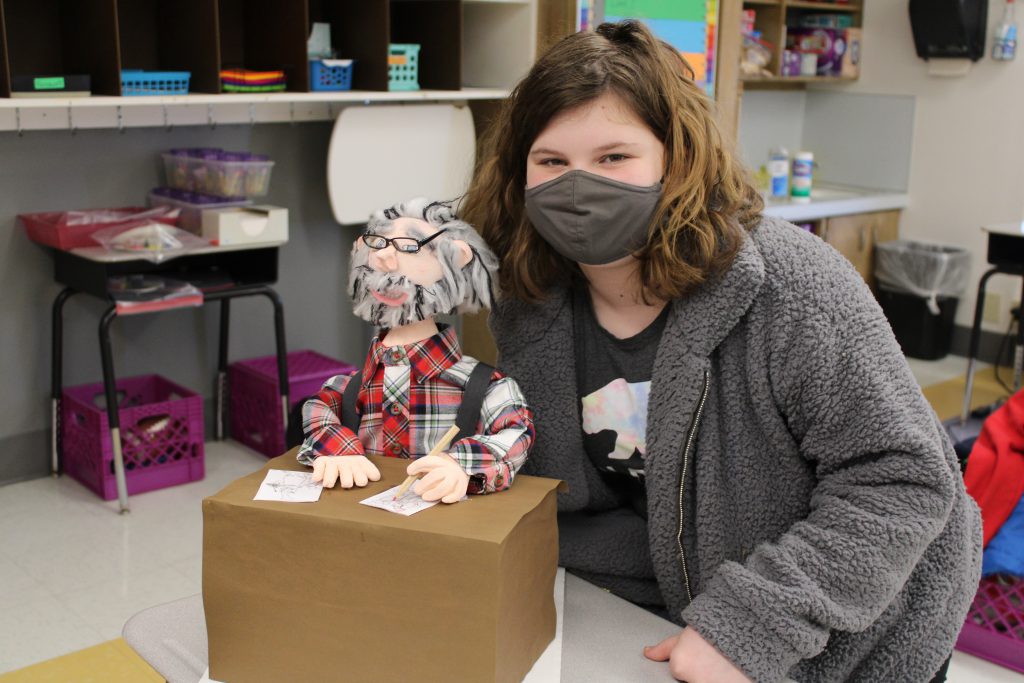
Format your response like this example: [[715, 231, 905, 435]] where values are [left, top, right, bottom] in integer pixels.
[[11, 74, 91, 97]]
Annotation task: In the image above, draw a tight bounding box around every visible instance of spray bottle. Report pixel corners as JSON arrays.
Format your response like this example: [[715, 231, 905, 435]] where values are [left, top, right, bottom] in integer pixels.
[[994, 0, 1018, 61], [768, 147, 789, 198]]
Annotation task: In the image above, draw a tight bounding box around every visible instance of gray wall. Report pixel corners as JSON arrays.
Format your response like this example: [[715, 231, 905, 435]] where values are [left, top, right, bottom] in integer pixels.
[[739, 89, 915, 192], [0, 122, 371, 484]]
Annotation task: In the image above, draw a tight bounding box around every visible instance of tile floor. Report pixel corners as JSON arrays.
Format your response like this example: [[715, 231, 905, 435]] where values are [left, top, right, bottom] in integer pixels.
[[0, 357, 1021, 681], [0, 441, 266, 674]]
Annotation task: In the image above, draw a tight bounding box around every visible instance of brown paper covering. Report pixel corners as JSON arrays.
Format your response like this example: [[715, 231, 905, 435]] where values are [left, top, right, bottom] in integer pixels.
[[203, 451, 565, 683]]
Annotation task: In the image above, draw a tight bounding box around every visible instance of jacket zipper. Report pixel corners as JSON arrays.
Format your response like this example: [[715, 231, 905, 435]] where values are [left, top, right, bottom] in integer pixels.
[[677, 369, 710, 606]]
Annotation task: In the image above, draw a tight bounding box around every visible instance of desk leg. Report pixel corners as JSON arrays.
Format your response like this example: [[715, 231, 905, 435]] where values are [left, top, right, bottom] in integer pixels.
[[99, 306, 130, 514], [262, 288, 289, 432], [1015, 277, 1024, 391], [51, 288, 76, 476], [217, 299, 231, 441], [962, 268, 1000, 423]]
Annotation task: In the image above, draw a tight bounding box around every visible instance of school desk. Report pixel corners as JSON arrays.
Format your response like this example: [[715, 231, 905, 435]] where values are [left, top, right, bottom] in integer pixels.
[[962, 223, 1024, 421], [51, 242, 289, 513]]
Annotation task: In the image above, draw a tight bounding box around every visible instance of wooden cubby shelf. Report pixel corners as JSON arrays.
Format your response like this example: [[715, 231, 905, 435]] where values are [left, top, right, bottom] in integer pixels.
[[737, 0, 864, 86], [0, 0, 536, 98], [785, 1, 861, 11]]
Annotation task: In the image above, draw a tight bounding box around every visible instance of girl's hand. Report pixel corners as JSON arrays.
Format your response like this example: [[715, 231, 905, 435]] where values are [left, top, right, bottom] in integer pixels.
[[643, 627, 752, 683]]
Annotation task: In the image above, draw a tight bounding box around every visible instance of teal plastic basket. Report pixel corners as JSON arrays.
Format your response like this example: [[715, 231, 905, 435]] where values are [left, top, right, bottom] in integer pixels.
[[121, 70, 190, 96], [388, 44, 420, 91]]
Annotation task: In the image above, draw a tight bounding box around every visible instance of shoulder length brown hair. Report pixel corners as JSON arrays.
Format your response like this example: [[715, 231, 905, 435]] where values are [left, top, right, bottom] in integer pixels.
[[461, 20, 763, 303]]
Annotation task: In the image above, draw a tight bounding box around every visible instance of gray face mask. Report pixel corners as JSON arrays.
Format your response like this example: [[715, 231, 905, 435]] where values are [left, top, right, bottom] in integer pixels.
[[524, 170, 662, 265]]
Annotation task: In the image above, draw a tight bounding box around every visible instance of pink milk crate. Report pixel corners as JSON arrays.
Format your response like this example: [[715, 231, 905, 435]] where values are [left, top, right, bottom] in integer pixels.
[[62, 375, 205, 500], [955, 574, 1024, 673], [229, 350, 357, 457]]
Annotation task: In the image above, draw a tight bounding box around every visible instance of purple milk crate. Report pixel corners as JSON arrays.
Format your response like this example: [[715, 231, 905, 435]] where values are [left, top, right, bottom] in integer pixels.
[[62, 375, 205, 500], [229, 350, 357, 457], [955, 574, 1024, 673]]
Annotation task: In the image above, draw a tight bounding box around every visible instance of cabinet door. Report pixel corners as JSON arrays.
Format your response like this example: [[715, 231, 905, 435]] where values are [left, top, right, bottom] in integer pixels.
[[820, 210, 900, 287]]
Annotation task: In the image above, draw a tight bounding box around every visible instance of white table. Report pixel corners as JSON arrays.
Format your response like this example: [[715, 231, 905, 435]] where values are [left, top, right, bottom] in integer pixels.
[[123, 571, 682, 683]]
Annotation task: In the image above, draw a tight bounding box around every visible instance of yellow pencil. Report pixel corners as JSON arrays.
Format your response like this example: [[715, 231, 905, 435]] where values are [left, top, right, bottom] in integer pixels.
[[393, 424, 461, 500]]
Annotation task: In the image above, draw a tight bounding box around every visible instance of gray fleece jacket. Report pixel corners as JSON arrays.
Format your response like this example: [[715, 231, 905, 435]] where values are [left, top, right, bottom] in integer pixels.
[[490, 216, 982, 683]]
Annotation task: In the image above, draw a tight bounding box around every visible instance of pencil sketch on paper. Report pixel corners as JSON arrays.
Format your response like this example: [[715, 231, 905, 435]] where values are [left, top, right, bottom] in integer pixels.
[[253, 469, 324, 503], [359, 485, 439, 516]]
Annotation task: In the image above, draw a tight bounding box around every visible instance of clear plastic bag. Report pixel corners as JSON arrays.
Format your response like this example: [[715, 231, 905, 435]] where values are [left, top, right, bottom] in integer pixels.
[[91, 222, 209, 263], [874, 240, 972, 315], [741, 35, 774, 78]]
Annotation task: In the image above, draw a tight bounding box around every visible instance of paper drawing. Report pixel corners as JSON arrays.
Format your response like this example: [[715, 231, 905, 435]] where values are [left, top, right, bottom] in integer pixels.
[[254, 469, 324, 503], [359, 485, 441, 516]]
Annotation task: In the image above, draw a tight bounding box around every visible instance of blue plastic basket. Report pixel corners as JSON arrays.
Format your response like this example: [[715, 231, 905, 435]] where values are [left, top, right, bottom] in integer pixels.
[[388, 44, 420, 91], [309, 59, 353, 92], [121, 70, 190, 96]]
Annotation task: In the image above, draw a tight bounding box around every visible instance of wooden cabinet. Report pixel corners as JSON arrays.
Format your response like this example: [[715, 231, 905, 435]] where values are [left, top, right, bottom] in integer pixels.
[[818, 209, 900, 289], [716, 0, 865, 135], [0, 0, 538, 96], [733, 0, 863, 85]]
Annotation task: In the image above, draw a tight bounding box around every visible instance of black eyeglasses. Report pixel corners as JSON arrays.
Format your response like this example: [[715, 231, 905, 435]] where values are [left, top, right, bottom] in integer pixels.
[[361, 229, 447, 254]]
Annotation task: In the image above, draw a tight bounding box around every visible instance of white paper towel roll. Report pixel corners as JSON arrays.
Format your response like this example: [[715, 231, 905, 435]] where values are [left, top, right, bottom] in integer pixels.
[[326, 103, 476, 225]]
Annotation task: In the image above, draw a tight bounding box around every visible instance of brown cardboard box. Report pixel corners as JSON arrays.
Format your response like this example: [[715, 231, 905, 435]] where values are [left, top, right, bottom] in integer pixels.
[[841, 28, 862, 78], [203, 452, 565, 683]]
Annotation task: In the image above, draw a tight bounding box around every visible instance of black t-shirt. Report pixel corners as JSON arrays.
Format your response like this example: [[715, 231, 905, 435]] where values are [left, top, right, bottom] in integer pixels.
[[573, 286, 669, 517]]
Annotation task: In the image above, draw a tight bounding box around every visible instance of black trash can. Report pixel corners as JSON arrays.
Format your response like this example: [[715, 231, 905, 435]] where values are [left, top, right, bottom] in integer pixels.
[[874, 241, 971, 361], [876, 286, 959, 360]]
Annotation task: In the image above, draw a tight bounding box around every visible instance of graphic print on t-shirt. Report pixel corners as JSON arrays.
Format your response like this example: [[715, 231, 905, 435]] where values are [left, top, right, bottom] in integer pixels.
[[581, 377, 650, 479]]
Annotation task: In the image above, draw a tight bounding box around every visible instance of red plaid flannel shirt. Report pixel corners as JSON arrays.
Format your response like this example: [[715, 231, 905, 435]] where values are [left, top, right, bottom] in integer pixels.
[[297, 326, 534, 494]]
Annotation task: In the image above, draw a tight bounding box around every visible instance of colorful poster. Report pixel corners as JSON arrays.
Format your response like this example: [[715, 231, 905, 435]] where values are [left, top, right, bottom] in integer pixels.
[[584, 0, 719, 97]]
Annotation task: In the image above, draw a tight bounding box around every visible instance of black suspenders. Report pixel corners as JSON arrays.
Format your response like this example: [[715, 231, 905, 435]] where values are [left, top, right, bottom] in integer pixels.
[[339, 361, 495, 441]]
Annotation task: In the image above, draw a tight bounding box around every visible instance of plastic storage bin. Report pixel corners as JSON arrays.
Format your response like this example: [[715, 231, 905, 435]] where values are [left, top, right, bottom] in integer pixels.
[[148, 188, 251, 235], [874, 241, 972, 360], [121, 70, 191, 95], [61, 375, 205, 500], [229, 350, 357, 457], [162, 149, 275, 197], [388, 43, 420, 91], [956, 574, 1024, 673], [309, 59, 353, 91], [18, 206, 179, 250]]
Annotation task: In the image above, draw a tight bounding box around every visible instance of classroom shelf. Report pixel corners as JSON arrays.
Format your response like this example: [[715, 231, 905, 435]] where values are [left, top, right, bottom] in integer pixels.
[[0, 88, 510, 132], [0, 0, 536, 98], [742, 74, 859, 87], [785, 1, 861, 12]]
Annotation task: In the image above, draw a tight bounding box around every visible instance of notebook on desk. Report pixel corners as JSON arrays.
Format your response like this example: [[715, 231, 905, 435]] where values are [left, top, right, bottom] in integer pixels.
[[108, 275, 203, 315]]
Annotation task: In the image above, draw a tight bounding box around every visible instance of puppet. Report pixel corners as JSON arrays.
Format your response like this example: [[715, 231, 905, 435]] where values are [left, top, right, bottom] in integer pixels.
[[297, 199, 534, 503]]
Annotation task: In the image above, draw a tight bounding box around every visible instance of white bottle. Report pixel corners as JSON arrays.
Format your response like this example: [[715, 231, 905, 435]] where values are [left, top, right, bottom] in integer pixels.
[[790, 151, 814, 200], [994, 0, 1018, 61]]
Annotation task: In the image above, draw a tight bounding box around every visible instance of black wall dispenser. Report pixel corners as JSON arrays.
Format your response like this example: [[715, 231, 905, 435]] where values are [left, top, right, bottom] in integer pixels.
[[909, 0, 989, 61]]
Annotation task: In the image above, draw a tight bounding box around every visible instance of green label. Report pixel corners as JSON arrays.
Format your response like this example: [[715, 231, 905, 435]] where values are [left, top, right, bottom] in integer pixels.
[[34, 77, 65, 90], [605, 0, 706, 22]]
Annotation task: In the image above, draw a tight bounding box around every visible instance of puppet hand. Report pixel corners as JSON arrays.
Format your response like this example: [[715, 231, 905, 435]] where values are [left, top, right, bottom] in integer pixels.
[[407, 454, 469, 504], [643, 627, 752, 683], [312, 455, 381, 489]]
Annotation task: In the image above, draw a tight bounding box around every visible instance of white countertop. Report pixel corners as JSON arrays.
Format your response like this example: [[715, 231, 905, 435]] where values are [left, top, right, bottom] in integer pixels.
[[982, 221, 1024, 236], [761, 185, 909, 223]]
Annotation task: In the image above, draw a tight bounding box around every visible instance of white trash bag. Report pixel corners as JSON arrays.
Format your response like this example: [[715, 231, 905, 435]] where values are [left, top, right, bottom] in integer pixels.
[[874, 240, 972, 315]]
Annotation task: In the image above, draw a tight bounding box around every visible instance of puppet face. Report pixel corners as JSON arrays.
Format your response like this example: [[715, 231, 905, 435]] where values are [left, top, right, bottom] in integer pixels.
[[349, 216, 470, 330]]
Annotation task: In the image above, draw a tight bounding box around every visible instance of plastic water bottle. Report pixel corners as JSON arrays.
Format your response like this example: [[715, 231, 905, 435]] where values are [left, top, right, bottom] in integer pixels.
[[768, 147, 789, 198], [790, 151, 814, 201], [994, 0, 1017, 61]]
